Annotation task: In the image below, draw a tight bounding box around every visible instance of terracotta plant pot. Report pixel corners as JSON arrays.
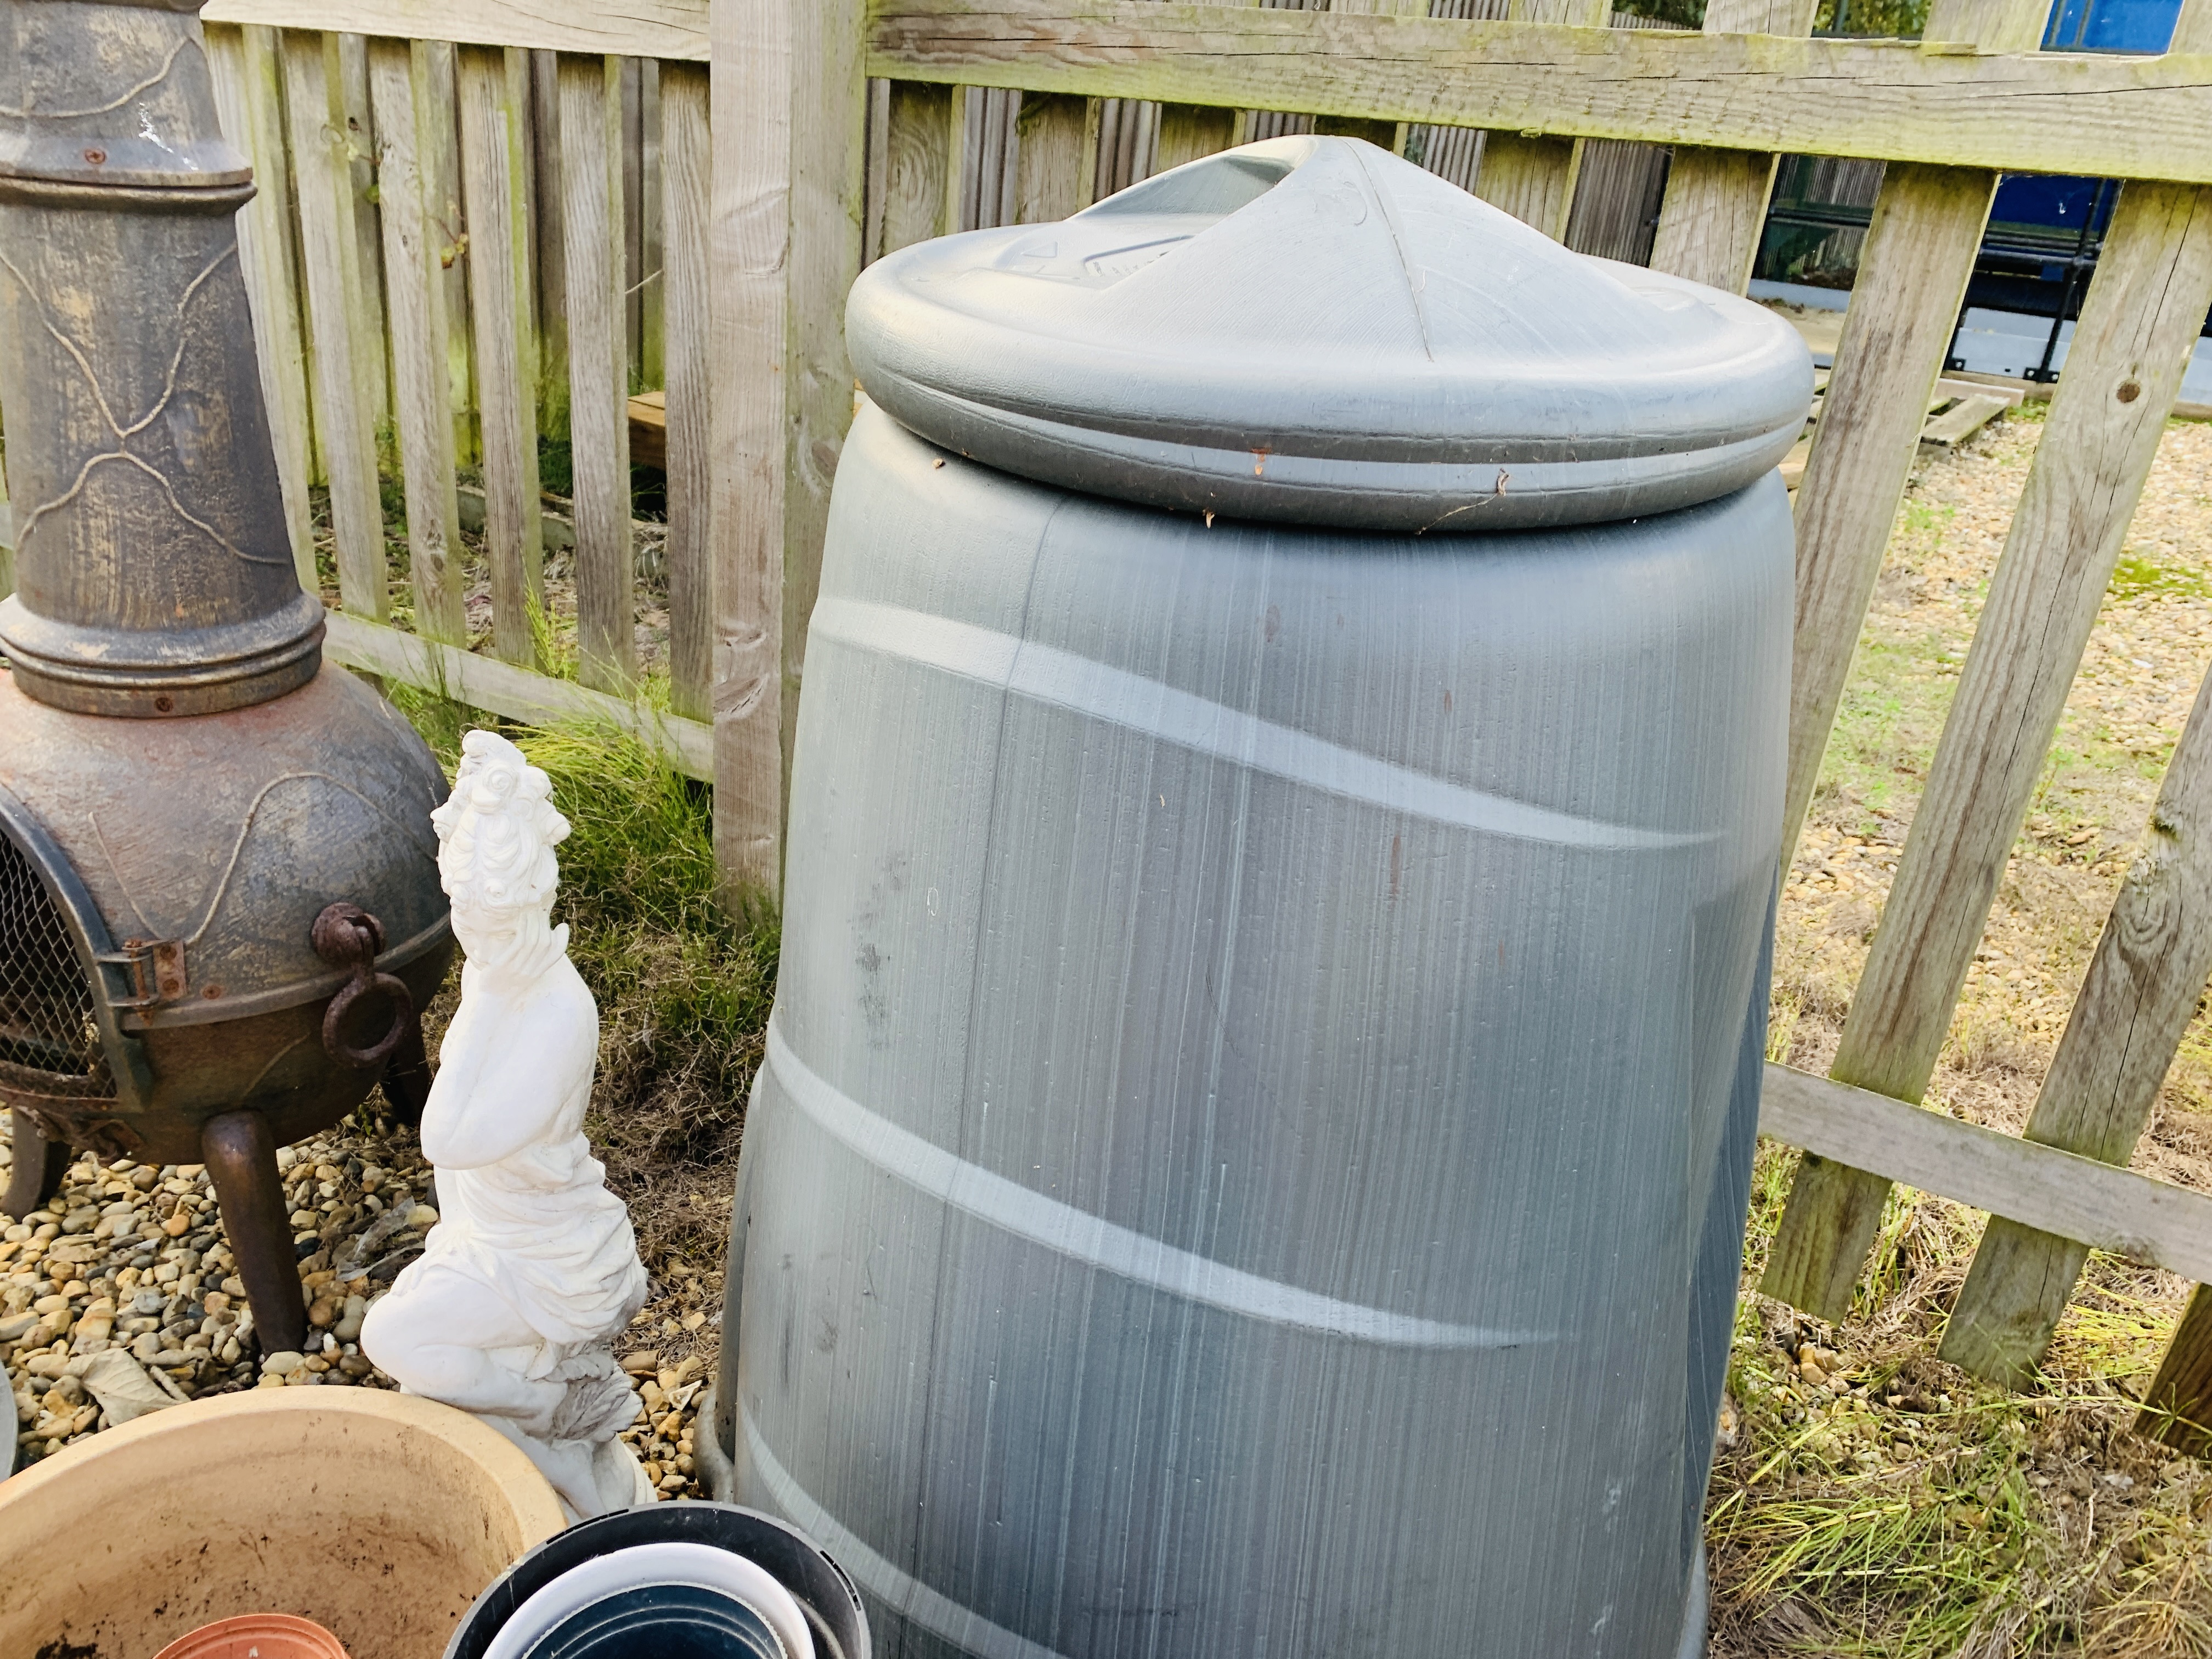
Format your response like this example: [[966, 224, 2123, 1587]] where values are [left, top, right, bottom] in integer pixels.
[[0, 1389, 565, 1659], [154, 1611, 353, 1659]]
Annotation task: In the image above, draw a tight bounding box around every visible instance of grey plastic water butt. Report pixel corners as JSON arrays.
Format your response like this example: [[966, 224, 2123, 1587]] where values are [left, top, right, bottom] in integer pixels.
[[718, 136, 1811, 1659]]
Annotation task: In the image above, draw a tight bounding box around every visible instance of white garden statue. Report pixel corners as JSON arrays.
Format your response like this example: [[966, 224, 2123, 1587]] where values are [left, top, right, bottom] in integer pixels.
[[362, 729, 653, 1519]]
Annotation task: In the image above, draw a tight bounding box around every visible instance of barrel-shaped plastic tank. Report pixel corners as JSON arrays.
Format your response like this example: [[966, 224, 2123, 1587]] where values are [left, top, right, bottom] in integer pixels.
[[719, 137, 1812, 1659]]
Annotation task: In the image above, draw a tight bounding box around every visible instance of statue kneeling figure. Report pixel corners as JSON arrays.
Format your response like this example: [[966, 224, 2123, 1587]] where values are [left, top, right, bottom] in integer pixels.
[[364, 729, 652, 1519]]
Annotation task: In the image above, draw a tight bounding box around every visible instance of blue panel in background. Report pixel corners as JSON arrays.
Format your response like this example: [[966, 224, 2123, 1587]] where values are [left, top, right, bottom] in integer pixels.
[[2042, 0, 2180, 52]]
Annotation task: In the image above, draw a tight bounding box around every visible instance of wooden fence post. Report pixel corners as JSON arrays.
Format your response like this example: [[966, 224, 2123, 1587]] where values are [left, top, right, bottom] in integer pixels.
[[707, 0, 868, 904], [1764, 177, 2212, 1321]]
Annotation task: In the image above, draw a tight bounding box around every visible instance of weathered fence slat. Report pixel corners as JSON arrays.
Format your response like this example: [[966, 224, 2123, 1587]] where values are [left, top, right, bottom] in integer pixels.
[[283, 29, 390, 620], [335, 33, 394, 444], [641, 59, 667, 391], [878, 80, 954, 259], [1944, 657, 2212, 1385], [203, 0, 712, 62], [414, 40, 477, 469], [1767, 177, 2212, 1323], [206, 23, 319, 591], [368, 38, 468, 645], [456, 43, 546, 666], [1472, 131, 1582, 240], [559, 52, 637, 693], [1015, 92, 1090, 222], [1754, 165, 1999, 1318], [531, 49, 571, 441], [661, 61, 713, 723], [711, 0, 793, 896], [2145, 1285, 2212, 1454]]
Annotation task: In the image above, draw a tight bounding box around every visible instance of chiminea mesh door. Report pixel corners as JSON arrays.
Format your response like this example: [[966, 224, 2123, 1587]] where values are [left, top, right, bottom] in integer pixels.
[[0, 828, 112, 1104]]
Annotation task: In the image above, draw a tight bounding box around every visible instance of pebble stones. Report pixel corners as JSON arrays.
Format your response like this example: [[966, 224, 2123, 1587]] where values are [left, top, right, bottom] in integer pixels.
[[1, 1124, 716, 1500]]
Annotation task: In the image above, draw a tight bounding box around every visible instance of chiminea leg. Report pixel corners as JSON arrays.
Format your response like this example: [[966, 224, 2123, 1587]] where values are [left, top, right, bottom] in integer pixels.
[[202, 1109, 308, 1359], [378, 1012, 433, 1130], [4, 1110, 70, 1220]]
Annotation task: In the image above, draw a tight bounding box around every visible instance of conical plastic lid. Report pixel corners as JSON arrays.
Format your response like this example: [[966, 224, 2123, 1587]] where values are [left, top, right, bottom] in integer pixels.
[[847, 135, 1813, 531]]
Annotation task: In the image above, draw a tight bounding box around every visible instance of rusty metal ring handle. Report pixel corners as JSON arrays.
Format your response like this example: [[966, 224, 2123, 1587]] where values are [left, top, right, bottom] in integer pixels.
[[312, 902, 411, 1071]]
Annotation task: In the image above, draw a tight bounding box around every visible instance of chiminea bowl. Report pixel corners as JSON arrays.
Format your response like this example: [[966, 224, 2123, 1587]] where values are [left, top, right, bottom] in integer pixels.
[[0, 664, 452, 1165]]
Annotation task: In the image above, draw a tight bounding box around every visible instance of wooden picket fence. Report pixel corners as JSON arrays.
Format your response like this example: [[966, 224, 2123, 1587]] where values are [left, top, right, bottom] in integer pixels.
[[83, 0, 2212, 1443]]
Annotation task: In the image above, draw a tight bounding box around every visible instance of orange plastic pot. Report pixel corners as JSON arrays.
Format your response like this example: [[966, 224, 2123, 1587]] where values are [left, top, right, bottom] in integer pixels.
[[154, 1612, 353, 1659]]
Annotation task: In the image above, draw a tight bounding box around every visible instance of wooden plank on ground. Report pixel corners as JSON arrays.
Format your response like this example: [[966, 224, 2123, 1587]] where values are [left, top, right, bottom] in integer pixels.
[[559, 52, 637, 693], [456, 44, 546, 667], [204, 0, 711, 61], [862, 1, 2212, 185], [661, 59, 713, 724], [629, 389, 668, 470], [282, 30, 388, 620], [710, 0, 792, 899], [1945, 662, 2212, 1385], [206, 24, 319, 593], [1765, 178, 2212, 1323], [324, 611, 712, 780], [367, 38, 467, 645], [1757, 1064, 2212, 1288], [1918, 391, 2011, 448]]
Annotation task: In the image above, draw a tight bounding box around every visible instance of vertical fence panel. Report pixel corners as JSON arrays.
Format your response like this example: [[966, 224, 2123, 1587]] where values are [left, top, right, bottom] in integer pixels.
[[1765, 179, 2212, 1319], [1016, 94, 1091, 223], [559, 53, 636, 693], [415, 40, 478, 469], [207, 22, 318, 594], [662, 63, 712, 721], [368, 38, 467, 645], [457, 44, 545, 667], [333, 33, 393, 443], [283, 30, 388, 619]]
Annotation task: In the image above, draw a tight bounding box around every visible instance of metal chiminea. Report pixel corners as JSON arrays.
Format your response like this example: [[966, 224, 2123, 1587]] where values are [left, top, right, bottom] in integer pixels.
[[0, 0, 452, 1356]]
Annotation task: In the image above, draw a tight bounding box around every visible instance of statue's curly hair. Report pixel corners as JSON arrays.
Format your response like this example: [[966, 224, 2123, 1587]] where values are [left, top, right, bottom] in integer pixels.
[[431, 729, 571, 917]]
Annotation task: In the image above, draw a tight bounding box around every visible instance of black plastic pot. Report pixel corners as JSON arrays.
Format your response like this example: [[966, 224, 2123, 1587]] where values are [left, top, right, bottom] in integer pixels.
[[443, 1503, 869, 1659]]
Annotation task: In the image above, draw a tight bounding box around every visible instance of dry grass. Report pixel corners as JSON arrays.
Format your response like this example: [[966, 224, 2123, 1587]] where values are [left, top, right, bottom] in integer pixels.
[[1712, 408, 2212, 1656]]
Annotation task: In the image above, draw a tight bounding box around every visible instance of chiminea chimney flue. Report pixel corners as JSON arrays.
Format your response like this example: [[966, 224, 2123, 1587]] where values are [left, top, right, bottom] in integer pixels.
[[0, 0, 324, 716]]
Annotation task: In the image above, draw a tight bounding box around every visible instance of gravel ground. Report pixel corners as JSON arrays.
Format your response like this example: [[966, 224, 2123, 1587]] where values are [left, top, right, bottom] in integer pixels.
[[0, 1118, 719, 1500]]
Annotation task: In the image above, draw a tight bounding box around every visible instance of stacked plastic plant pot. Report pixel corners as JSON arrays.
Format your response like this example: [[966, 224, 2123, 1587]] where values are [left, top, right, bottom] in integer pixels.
[[445, 1504, 870, 1659]]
